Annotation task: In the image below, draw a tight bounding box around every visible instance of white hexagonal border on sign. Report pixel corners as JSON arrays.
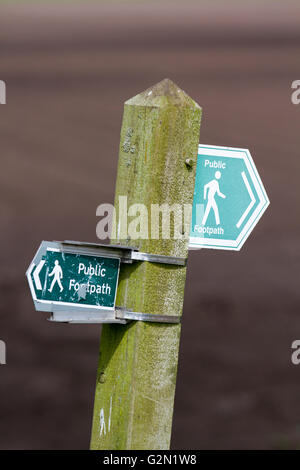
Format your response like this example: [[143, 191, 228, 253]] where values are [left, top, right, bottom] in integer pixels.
[[189, 144, 270, 251]]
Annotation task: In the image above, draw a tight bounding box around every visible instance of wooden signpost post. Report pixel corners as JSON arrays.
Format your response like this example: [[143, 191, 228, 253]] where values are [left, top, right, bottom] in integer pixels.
[[90, 79, 202, 450]]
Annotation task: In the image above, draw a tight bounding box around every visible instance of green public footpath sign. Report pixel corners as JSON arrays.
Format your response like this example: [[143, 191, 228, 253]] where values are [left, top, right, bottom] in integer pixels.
[[190, 145, 269, 250], [27, 242, 120, 316]]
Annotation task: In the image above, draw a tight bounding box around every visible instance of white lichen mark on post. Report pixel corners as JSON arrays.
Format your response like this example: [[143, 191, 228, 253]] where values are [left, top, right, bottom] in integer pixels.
[[122, 127, 135, 155], [108, 396, 112, 432], [99, 408, 106, 437], [99, 397, 113, 437]]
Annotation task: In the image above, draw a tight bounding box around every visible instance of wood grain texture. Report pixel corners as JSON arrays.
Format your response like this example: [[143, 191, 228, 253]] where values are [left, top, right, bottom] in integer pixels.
[[90, 79, 202, 450]]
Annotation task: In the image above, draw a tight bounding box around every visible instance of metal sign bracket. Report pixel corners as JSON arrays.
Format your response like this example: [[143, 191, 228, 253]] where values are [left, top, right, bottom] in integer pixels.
[[115, 308, 181, 324], [48, 307, 181, 325], [60, 240, 186, 266]]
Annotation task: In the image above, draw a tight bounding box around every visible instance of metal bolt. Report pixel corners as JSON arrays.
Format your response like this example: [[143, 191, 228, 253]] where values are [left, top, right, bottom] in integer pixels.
[[185, 158, 193, 168], [99, 372, 106, 384]]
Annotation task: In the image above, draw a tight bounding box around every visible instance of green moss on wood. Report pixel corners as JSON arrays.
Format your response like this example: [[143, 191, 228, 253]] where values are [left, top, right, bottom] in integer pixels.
[[90, 79, 202, 450]]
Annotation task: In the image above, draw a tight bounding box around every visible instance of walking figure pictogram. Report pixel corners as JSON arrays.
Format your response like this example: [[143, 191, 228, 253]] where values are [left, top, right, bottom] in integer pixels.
[[48, 260, 64, 293], [202, 171, 226, 225]]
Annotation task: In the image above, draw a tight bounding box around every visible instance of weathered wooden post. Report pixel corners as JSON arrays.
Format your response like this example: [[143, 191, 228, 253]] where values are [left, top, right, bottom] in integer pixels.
[[90, 79, 202, 450]]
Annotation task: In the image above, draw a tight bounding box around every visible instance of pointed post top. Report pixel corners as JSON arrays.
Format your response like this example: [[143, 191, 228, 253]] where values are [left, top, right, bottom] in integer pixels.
[[125, 78, 201, 109]]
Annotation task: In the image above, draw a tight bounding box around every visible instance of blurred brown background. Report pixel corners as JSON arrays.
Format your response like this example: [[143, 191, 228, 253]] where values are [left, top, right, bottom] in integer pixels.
[[0, 0, 299, 449]]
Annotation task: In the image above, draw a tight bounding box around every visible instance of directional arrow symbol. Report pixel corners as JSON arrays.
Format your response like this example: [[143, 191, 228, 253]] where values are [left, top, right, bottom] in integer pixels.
[[236, 171, 256, 229], [33, 260, 45, 290]]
